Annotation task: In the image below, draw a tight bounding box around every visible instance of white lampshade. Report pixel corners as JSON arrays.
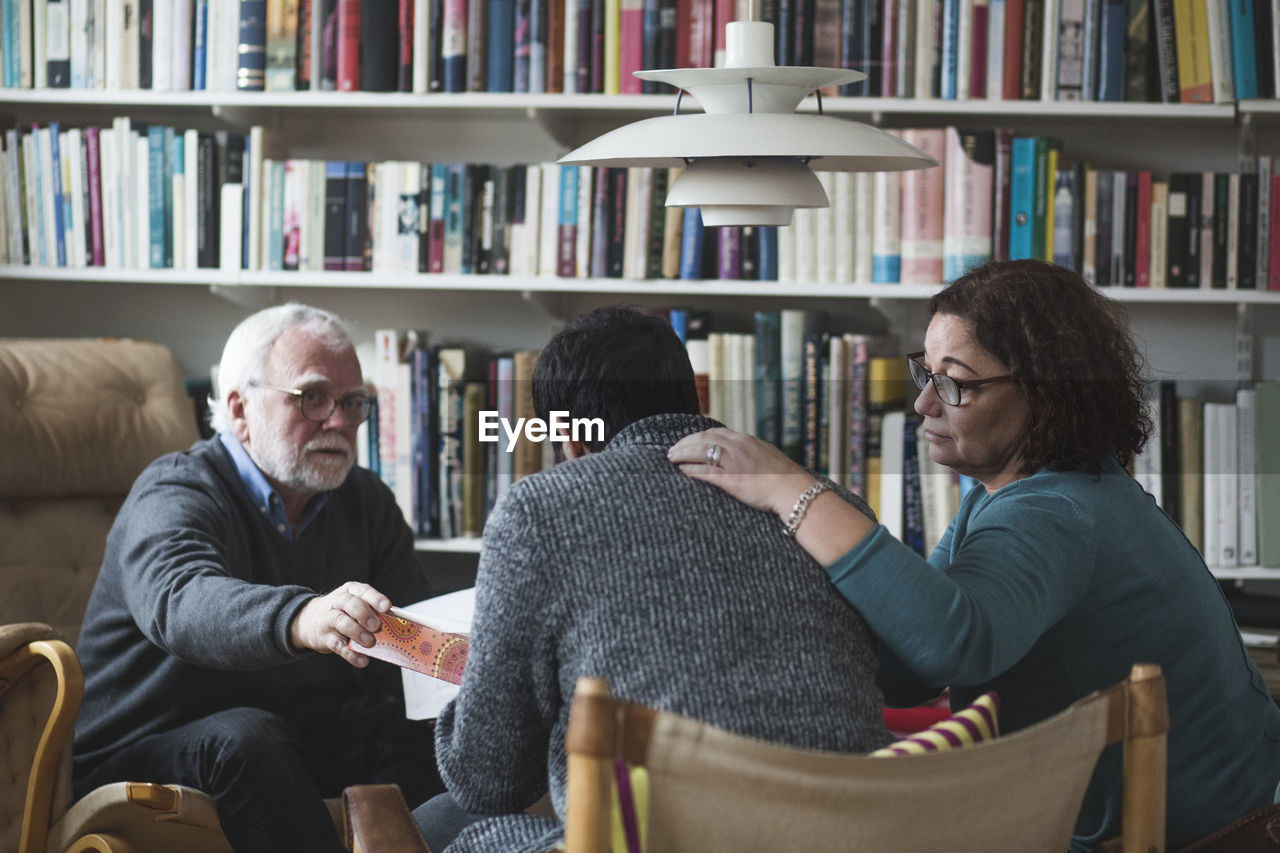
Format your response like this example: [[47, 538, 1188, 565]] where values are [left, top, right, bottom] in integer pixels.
[[557, 20, 940, 227]]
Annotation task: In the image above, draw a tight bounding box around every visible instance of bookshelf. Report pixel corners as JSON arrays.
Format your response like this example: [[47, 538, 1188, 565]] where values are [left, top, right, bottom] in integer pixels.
[[1, 90, 1278, 564]]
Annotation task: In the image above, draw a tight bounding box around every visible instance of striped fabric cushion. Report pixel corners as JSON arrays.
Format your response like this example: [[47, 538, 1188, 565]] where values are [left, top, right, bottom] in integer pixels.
[[871, 692, 1000, 757]]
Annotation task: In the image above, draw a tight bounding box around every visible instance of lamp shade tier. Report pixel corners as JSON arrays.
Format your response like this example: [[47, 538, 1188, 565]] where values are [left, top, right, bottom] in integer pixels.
[[666, 159, 829, 226], [633, 66, 865, 113], [558, 113, 941, 172]]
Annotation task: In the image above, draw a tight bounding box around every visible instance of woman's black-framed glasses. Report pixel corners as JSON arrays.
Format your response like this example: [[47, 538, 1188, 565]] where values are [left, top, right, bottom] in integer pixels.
[[905, 352, 1012, 406], [251, 381, 374, 425]]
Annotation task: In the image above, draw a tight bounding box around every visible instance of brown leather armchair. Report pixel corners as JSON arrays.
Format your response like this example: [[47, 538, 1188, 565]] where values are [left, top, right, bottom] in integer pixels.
[[0, 338, 200, 645]]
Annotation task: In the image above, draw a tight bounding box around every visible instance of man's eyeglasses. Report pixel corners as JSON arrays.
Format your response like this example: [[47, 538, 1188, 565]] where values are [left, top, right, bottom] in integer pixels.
[[905, 352, 1013, 407], [250, 381, 374, 425]]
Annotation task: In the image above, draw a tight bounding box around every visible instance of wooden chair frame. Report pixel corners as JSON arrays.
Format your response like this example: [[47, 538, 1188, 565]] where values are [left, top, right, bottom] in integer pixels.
[[564, 663, 1168, 853]]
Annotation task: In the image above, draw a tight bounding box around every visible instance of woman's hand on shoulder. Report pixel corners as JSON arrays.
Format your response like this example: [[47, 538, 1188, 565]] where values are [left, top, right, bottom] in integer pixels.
[[667, 427, 815, 517]]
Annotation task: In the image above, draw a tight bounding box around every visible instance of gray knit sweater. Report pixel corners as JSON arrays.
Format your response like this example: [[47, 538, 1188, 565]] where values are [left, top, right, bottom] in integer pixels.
[[435, 413, 892, 852]]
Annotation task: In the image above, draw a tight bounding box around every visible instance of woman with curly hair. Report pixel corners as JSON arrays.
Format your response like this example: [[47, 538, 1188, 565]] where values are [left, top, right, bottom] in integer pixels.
[[668, 259, 1280, 850]]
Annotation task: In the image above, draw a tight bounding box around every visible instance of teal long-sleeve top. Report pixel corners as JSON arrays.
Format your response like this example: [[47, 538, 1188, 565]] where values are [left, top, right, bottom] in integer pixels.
[[827, 456, 1280, 850]]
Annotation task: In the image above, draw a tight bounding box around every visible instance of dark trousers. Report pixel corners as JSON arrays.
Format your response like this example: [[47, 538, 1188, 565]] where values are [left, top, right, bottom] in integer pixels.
[[75, 705, 445, 853]]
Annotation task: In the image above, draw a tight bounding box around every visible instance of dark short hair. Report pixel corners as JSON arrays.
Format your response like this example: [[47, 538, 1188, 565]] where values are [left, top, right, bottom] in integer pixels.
[[532, 306, 701, 452], [929, 259, 1152, 475]]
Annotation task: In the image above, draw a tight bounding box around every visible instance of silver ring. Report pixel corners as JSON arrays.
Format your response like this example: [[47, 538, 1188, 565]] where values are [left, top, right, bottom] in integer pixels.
[[706, 444, 723, 467]]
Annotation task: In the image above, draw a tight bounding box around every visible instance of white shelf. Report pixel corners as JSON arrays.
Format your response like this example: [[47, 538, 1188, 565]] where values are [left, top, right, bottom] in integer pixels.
[[6, 265, 1280, 305], [1211, 567, 1280, 580], [0, 89, 1240, 126], [415, 537, 483, 554]]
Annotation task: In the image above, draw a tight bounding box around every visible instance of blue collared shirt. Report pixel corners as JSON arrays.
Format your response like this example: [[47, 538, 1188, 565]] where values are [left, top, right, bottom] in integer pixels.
[[219, 432, 328, 540]]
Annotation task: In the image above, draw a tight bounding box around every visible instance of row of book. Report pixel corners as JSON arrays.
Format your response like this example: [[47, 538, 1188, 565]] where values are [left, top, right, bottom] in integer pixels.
[[863, 0, 1280, 103], [1133, 380, 1280, 569], [364, 309, 969, 555], [13, 118, 1280, 296], [9, 0, 1280, 101], [997, 132, 1280, 290], [362, 328, 548, 539], [0, 119, 979, 282]]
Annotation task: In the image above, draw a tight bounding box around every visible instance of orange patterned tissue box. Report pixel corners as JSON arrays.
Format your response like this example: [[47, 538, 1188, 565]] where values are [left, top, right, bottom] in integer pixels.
[[351, 607, 469, 685]]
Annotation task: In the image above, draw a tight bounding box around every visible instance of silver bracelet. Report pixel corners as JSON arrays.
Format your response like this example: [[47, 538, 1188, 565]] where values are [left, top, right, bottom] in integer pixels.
[[782, 480, 831, 538]]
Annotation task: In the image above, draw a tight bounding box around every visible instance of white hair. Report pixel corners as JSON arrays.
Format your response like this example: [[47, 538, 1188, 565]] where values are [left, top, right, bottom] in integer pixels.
[[208, 303, 354, 434]]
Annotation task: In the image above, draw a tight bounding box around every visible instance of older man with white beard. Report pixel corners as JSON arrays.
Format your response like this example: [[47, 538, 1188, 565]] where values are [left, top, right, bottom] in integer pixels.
[[73, 303, 444, 853]]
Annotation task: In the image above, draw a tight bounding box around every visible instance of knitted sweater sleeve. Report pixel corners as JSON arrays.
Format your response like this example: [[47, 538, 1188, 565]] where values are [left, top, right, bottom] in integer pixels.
[[112, 455, 315, 669], [824, 486, 1097, 686], [434, 484, 562, 814]]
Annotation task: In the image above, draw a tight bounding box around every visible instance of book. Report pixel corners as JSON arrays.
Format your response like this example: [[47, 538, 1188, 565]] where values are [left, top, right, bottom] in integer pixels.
[[362, 0, 399, 90], [237, 0, 267, 90], [1238, 387, 1258, 565], [350, 606, 469, 683], [1178, 395, 1203, 552], [1172, 0, 1212, 101], [943, 128, 995, 281], [871, 170, 901, 282], [899, 128, 946, 283], [1150, 0, 1179, 101], [1228, 0, 1258, 98], [1256, 382, 1280, 566], [1205, 0, 1235, 101], [1009, 135, 1036, 260]]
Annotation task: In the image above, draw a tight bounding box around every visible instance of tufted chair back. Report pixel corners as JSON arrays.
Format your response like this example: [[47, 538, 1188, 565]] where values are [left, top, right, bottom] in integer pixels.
[[0, 339, 199, 646]]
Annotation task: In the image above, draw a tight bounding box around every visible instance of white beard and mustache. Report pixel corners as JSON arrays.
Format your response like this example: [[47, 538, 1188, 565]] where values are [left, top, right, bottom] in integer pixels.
[[253, 428, 355, 495]]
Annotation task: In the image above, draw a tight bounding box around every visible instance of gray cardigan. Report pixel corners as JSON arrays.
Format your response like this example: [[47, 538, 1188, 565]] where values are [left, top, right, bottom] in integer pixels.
[[436, 413, 892, 852]]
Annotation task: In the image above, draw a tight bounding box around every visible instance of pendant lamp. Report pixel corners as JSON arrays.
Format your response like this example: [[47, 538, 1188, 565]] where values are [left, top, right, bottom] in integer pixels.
[[557, 15, 941, 227]]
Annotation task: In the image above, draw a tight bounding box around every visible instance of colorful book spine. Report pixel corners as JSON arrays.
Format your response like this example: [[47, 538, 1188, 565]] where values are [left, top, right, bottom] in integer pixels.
[[237, 0, 268, 90], [678, 206, 704, 279], [1134, 170, 1153, 287], [871, 171, 901, 282], [943, 128, 995, 281], [48, 124, 68, 267], [1227, 0, 1258, 98], [488, 0, 516, 90], [336, 0, 361, 90], [1008, 135, 1036, 260], [147, 125, 166, 268], [441, 0, 466, 90], [85, 126, 104, 266]]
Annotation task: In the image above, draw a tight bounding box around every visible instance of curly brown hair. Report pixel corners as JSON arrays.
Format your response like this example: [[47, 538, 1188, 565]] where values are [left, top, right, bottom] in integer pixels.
[[928, 259, 1152, 476]]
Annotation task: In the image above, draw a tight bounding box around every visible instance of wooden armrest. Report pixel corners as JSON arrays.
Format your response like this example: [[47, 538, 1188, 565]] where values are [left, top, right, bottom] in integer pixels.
[[341, 785, 432, 853]]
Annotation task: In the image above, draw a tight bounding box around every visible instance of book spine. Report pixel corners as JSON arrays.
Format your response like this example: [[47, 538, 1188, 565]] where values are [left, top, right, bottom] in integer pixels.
[[1095, 0, 1125, 99], [488, 0, 515, 89], [943, 128, 995, 281], [1238, 170, 1258, 288], [48, 125, 68, 266], [1204, 0, 1235, 101], [899, 128, 946, 283], [335, 0, 359, 89], [1173, 0, 1212, 101], [237, 0, 267, 90], [147, 125, 165, 268], [1150, 0, 1179, 101], [441, 0, 466, 90], [678, 206, 703, 279], [1001, 0, 1023, 97], [513, 0, 531, 90], [361, 0, 398, 90], [1134, 170, 1152, 286], [1270, 174, 1280, 288], [1228, 0, 1258, 98], [465, 0, 486, 91], [1055, 0, 1085, 99], [871, 170, 901, 282], [1018, 0, 1041, 97], [1009, 135, 1036, 259]]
